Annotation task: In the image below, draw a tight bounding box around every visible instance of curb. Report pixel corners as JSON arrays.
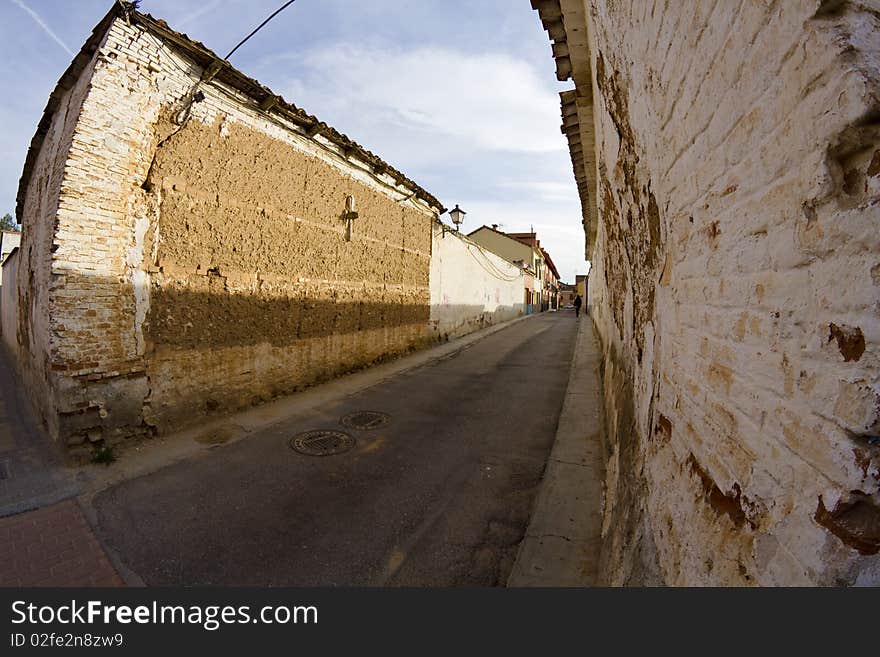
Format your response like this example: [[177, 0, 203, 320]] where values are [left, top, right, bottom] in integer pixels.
[[507, 314, 605, 587]]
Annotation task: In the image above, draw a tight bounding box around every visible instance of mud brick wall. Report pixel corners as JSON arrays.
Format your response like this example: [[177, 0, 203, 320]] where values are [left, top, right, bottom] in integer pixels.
[[142, 112, 433, 432], [15, 15, 437, 447], [584, 1, 880, 585]]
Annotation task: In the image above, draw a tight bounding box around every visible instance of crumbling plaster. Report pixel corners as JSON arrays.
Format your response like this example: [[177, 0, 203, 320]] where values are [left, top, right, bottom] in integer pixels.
[[535, 0, 880, 585]]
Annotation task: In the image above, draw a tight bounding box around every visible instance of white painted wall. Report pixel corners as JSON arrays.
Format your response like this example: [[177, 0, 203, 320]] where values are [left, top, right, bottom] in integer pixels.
[[429, 223, 524, 340], [0, 231, 20, 286], [2, 249, 19, 353]]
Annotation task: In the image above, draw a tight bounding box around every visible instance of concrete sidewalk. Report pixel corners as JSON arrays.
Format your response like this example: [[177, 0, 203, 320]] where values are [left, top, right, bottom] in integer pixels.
[[507, 313, 605, 586]]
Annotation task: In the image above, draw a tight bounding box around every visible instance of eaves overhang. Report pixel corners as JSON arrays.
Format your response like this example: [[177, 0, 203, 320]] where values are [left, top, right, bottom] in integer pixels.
[[531, 0, 598, 260]]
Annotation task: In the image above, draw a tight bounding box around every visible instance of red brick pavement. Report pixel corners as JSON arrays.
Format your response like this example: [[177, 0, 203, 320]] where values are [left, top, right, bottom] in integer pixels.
[[0, 499, 123, 587]]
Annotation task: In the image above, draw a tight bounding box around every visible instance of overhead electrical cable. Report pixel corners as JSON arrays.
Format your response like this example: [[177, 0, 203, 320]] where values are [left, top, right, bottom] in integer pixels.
[[224, 0, 297, 60]]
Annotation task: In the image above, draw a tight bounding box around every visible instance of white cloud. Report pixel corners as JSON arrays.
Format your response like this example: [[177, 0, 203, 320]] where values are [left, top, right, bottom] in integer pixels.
[[174, 0, 227, 29], [498, 180, 576, 203], [279, 44, 565, 154]]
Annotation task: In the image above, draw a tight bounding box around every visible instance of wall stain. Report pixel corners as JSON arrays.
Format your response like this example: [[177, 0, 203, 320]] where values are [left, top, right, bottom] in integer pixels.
[[815, 492, 880, 555], [655, 414, 672, 444], [707, 361, 734, 395], [686, 454, 754, 530], [597, 342, 662, 584], [593, 48, 668, 584], [828, 322, 865, 362], [705, 221, 720, 249], [595, 51, 663, 355], [867, 149, 880, 177], [853, 448, 871, 479]]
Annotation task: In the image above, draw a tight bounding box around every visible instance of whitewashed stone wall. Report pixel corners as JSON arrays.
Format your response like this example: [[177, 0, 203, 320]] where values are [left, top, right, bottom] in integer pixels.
[[429, 223, 524, 340], [0, 232, 21, 286], [2, 250, 20, 353], [584, 0, 880, 585]]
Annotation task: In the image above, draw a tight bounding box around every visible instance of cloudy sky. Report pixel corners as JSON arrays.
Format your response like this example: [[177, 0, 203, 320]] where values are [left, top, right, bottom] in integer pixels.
[[1, 0, 587, 281]]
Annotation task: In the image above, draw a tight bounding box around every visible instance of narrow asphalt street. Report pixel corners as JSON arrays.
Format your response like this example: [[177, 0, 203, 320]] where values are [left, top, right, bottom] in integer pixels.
[[92, 312, 578, 586]]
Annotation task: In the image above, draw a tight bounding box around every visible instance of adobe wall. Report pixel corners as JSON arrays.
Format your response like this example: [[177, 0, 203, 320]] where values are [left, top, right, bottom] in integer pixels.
[[143, 112, 433, 432], [429, 224, 524, 340], [585, 1, 880, 584], [21, 15, 438, 447]]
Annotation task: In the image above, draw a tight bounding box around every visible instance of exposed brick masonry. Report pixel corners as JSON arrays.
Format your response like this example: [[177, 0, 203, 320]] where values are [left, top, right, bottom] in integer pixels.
[[535, 0, 880, 585]]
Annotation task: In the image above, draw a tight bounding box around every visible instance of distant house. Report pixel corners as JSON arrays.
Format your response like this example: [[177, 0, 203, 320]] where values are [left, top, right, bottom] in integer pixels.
[[575, 274, 588, 311], [468, 226, 544, 313], [540, 247, 560, 310], [467, 226, 566, 314], [558, 283, 576, 307], [505, 233, 561, 311]]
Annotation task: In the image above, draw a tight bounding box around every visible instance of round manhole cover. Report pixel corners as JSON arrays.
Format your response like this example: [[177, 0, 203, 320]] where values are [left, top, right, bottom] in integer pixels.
[[290, 430, 356, 456], [341, 411, 391, 431]]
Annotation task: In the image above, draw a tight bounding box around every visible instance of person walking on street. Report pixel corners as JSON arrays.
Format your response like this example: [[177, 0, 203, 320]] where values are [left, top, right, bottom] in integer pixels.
[[574, 294, 582, 318]]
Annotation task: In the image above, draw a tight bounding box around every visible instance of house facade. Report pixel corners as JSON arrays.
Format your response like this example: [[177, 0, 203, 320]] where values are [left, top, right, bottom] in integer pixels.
[[467, 226, 546, 313], [575, 274, 588, 304], [506, 232, 560, 312], [540, 248, 560, 310], [558, 283, 576, 308]]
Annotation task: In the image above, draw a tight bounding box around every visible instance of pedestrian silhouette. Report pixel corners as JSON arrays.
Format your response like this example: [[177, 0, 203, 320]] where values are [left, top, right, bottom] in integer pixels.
[[574, 294, 582, 318]]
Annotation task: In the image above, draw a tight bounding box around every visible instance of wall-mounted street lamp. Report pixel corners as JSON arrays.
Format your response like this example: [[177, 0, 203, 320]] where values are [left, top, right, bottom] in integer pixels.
[[449, 204, 466, 231], [439, 204, 467, 238]]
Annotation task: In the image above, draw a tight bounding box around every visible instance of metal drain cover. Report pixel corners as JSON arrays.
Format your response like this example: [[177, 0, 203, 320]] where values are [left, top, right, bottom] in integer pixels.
[[341, 411, 391, 431], [290, 430, 355, 456]]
